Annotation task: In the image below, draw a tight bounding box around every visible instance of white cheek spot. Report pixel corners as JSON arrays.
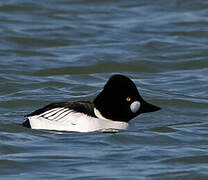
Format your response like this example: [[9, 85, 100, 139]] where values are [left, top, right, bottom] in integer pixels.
[[130, 101, 140, 113]]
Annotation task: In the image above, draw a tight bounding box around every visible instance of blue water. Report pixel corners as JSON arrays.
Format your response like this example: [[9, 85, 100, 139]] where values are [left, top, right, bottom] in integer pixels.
[[0, 0, 208, 179]]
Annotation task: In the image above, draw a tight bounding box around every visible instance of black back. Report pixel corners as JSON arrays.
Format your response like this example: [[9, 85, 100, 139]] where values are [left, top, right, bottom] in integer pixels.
[[26, 101, 96, 118]]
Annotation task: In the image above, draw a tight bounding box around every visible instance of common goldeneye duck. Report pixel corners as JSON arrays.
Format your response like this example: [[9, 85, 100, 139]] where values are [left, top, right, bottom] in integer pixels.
[[23, 74, 160, 132]]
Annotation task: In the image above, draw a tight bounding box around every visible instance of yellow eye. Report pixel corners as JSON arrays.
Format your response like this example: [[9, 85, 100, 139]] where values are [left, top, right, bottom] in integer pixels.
[[126, 97, 131, 102]]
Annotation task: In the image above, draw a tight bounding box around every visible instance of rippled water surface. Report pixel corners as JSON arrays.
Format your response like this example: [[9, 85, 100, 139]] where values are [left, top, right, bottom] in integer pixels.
[[0, 0, 208, 179]]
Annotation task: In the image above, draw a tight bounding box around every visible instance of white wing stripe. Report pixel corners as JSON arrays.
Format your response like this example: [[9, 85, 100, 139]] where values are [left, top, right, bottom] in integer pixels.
[[40, 108, 61, 116], [53, 110, 73, 121], [46, 109, 71, 121], [57, 112, 77, 123], [60, 112, 77, 122], [41, 108, 65, 118]]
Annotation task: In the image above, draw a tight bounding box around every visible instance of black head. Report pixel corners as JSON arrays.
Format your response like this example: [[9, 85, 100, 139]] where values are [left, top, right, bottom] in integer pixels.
[[93, 74, 160, 122]]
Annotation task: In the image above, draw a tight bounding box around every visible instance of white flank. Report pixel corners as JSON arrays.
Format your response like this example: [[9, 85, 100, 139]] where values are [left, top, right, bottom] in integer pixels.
[[28, 108, 128, 133]]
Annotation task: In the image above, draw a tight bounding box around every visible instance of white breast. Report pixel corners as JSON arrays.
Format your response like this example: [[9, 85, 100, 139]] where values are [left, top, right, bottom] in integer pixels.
[[28, 108, 128, 133]]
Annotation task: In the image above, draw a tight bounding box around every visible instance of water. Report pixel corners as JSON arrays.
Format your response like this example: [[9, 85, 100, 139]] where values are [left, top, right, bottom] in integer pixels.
[[0, 0, 208, 179]]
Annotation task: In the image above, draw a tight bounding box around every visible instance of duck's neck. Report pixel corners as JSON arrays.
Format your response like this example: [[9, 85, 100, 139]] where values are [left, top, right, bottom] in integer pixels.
[[94, 108, 113, 121]]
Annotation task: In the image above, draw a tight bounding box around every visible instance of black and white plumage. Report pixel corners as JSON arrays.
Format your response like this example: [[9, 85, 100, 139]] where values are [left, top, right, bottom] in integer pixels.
[[23, 74, 161, 132]]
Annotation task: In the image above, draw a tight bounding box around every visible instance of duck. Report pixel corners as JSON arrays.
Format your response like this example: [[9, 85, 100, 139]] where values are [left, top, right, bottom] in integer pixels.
[[23, 74, 160, 132]]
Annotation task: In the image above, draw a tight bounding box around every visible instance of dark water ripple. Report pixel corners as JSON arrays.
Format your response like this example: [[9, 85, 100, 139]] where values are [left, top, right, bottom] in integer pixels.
[[0, 0, 208, 179]]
